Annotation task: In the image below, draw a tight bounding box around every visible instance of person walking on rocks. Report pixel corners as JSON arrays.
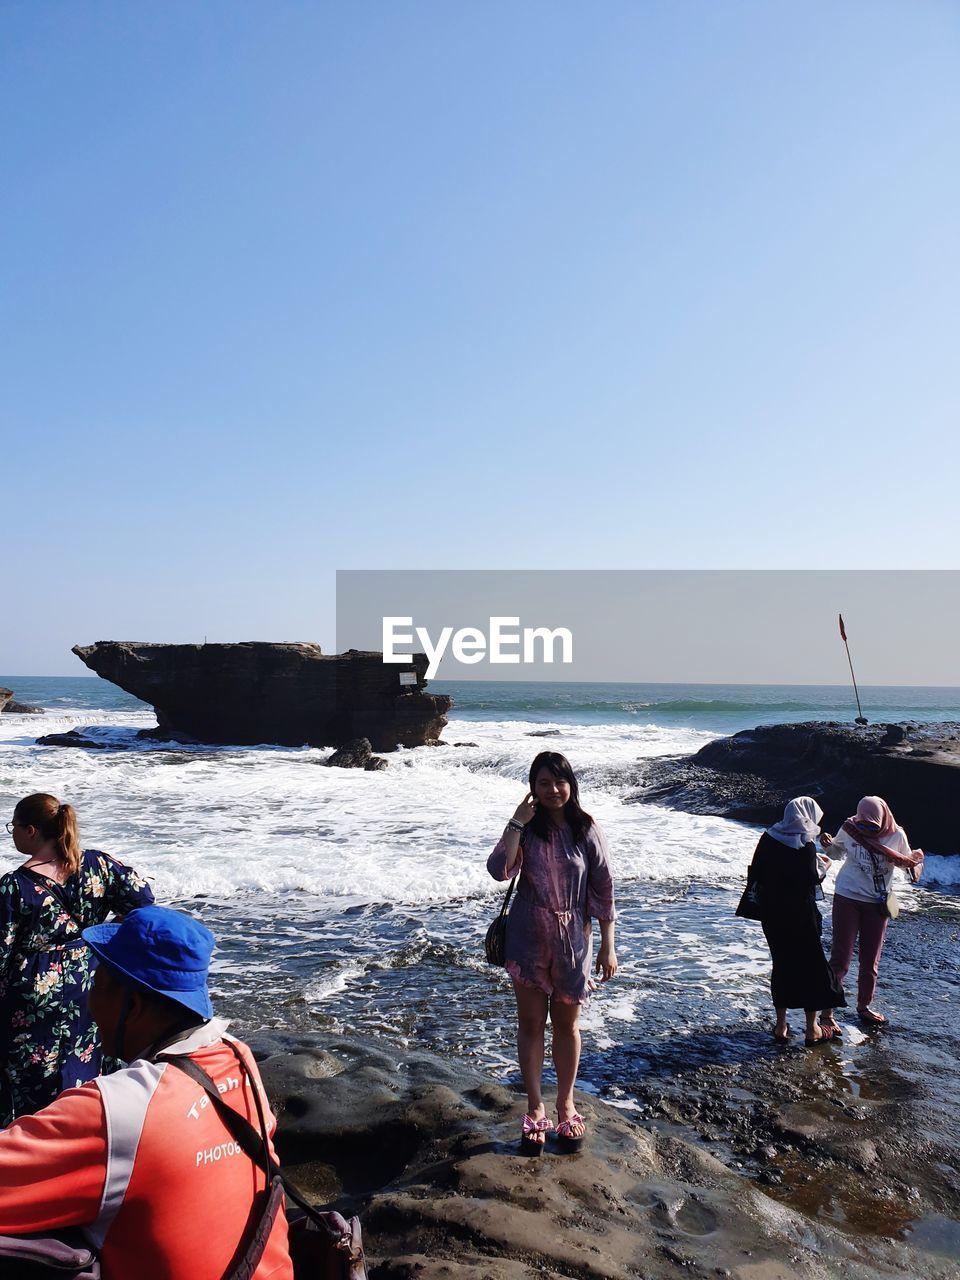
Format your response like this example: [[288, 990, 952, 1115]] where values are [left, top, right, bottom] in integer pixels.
[[748, 797, 845, 1046], [487, 752, 617, 1153], [1, 792, 154, 1125], [819, 795, 923, 1029]]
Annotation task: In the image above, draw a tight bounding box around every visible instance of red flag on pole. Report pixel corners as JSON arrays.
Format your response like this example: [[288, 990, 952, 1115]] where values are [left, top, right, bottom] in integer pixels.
[[838, 613, 847, 642]]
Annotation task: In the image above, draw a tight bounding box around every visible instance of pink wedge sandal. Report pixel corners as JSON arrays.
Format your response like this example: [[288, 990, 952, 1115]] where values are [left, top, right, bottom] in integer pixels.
[[555, 1112, 586, 1153], [520, 1113, 552, 1156]]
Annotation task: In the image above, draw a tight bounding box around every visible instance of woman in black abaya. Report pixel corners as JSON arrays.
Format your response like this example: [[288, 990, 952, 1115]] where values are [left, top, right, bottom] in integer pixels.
[[750, 797, 845, 1046]]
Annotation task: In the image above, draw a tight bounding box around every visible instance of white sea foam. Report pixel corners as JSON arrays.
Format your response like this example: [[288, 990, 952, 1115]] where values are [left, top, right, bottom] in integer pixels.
[[304, 962, 369, 1002], [919, 855, 960, 887], [0, 710, 744, 904], [1, 709, 954, 905]]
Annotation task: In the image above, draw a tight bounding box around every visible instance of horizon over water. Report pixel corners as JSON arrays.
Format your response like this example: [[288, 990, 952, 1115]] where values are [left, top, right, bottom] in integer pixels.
[[5, 675, 960, 732], [432, 679, 960, 735]]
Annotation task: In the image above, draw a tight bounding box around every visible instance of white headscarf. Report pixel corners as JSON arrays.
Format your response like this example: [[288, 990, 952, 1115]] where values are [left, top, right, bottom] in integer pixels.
[[766, 796, 823, 849]]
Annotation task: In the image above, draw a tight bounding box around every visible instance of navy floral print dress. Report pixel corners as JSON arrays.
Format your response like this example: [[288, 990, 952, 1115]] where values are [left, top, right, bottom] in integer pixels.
[[0, 848, 154, 1126]]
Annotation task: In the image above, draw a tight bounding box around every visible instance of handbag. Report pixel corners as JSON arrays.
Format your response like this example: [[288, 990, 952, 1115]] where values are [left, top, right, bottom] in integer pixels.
[[160, 1049, 367, 1280], [734, 866, 763, 921], [0, 1232, 99, 1279], [867, 851, 899, 920], [880, 890, 900, 920], [484, 876, 516, 966], [286, 1211, 366, 1280]]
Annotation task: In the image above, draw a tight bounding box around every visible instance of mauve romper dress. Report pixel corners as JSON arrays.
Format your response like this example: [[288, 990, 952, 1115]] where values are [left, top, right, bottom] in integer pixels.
[[487, 822, 616, 1004]]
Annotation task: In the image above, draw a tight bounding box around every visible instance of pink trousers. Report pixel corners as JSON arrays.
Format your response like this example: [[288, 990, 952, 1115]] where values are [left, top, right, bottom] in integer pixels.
[[828, 893, 888, 1009]]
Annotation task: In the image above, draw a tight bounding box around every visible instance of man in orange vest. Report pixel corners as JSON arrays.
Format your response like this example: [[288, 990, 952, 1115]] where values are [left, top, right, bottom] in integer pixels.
[[0, 906, 293, 1279]]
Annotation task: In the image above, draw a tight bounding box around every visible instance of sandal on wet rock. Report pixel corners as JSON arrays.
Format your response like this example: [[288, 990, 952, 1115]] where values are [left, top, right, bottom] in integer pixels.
[[805, 1026, 838, 1047], [819, 1019, 843, 1038], [519, 1114, 551, 1155], [773, 1025, 791, 1044], [858, 1008, 888, 1026], [555, 1113, 586, 1152]]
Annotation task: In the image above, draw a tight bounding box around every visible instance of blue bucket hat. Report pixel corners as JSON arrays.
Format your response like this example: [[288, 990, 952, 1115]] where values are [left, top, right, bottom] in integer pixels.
[[83, 906, 215, 1020]]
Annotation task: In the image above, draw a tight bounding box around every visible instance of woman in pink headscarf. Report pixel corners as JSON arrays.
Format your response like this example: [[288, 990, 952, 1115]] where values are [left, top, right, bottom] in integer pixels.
[[819, 796, 923, 1028]]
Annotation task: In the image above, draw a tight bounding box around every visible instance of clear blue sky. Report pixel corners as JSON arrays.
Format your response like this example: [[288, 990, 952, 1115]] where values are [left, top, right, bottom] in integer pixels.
[[2, 2, 958, 673]]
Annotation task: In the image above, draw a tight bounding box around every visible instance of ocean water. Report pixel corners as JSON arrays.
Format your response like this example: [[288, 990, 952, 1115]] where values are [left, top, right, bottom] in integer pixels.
[[1, 676, 958, 1081], [434, 680, 960, 734]]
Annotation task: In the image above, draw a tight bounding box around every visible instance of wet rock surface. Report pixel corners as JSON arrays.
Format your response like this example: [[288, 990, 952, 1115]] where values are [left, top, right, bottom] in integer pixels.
[[626, 721, 960, 854], [325, 738, 389, 770], [1, 693, 44, 713], [248, 1028, 960, 1279], [35, 728, 118, 750]]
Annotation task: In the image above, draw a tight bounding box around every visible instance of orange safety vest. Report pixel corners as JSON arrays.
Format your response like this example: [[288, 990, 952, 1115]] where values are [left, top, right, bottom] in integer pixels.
[[0, 1020, 293, 1280]]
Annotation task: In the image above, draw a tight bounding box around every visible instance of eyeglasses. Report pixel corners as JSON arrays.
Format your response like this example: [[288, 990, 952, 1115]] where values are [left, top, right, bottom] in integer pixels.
[[5, 821, 24, 835]]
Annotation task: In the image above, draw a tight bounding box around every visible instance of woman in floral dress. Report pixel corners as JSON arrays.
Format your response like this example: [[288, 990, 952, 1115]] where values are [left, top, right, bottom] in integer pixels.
[[1, 792, 154, 1125]]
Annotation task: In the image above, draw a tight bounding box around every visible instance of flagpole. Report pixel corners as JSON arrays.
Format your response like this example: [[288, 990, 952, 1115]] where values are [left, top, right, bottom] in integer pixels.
[[839, 613, 867, 725]]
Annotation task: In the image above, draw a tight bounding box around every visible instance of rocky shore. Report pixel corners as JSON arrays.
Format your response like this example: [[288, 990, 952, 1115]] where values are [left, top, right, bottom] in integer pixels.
[[625, 722, 960, 855], [249, 1022, 960, 1280]]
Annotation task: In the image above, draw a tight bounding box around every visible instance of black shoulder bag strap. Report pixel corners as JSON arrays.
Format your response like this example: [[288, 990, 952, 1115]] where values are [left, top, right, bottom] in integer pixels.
[[494, 829, 524, 920], [498, 875, 516, 916], [158, 1045, 346, 1280]]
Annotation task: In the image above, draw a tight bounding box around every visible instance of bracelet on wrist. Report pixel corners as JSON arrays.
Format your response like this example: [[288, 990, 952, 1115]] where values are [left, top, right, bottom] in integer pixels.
[[505, 819, 524, 833]]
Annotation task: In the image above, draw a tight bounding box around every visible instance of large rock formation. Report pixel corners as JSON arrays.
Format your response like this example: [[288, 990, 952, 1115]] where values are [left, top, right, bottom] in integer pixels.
[[628, 720, 960, 854], [0, 688, 12, 714], [71, 642, 451, 751]]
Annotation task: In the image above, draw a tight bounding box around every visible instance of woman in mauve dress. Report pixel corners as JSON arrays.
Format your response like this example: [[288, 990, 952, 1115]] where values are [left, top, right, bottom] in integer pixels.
[[487, 752, 617, 1153]]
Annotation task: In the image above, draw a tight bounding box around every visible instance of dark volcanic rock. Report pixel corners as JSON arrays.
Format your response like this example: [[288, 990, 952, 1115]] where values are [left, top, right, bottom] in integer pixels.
[[71, 642, 451, 752], [628, 720, 960, 854], [326, 738, 374, 768], [136, 725, 203, 744], [35, 729, 116, 750], [247, 1030, 957, 1280], [0, 685, 45, 712]]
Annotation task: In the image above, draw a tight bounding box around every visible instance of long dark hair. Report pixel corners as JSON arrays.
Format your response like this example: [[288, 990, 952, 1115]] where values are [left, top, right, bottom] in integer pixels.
[[527, 752, 593, 842], [14, 792, 82, 875]]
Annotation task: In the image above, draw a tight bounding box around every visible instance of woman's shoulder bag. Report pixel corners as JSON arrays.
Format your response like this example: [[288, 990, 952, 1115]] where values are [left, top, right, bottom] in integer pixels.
[[734, 864, 763, 921], [484, 876, 516, 966], [485, 831, 523, 966], [866, 850, 900, 920]]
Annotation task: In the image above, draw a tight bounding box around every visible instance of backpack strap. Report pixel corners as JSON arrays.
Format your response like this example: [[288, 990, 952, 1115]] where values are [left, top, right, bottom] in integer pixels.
[[158, 1047, 348, 1279], [161, 1049, 273, 1171]]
